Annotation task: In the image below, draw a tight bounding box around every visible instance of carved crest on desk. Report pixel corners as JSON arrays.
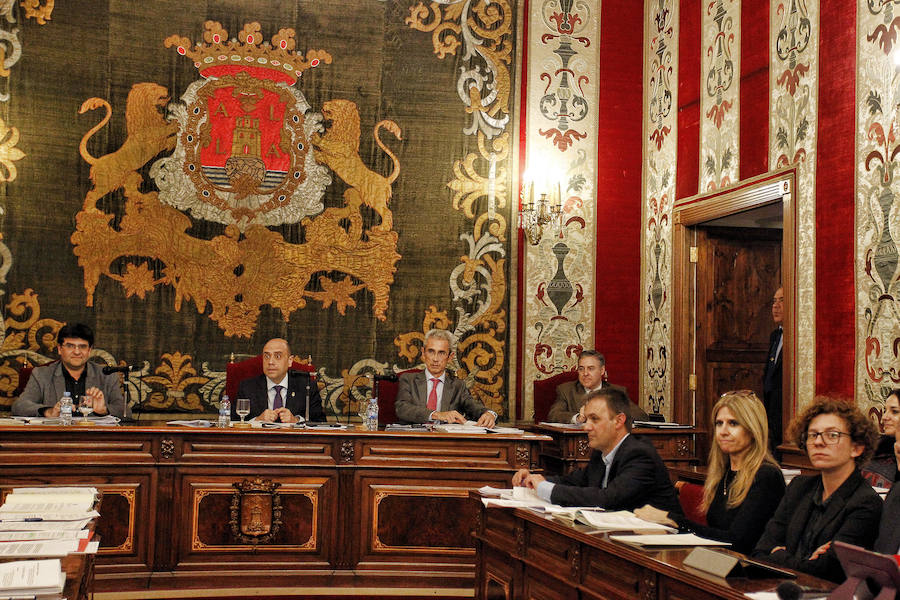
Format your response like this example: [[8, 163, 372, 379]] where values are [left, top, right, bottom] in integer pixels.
[[229, 478, 282, 544]]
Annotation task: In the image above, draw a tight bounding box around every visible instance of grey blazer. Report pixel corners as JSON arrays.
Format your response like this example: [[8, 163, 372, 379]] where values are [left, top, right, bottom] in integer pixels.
[[394, 371, 488, 423], [12, 361, 129, 418]]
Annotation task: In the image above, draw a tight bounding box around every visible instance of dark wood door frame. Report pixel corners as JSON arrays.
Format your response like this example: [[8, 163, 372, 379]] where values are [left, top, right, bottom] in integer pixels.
[[671, 168, 797, 449]]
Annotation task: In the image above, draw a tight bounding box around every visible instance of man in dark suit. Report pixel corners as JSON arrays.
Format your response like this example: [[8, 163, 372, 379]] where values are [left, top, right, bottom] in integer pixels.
[[513, 387, 681, 513], [394, 329, 496, 427], [235, 338, 324, 423], [763, 286, 784, 453], [546, 349, 648, 423]]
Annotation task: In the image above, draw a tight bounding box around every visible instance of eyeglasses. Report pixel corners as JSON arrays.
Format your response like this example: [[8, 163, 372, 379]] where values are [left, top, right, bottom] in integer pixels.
[[801, 430, 850, 445], [61, 342, 90, 351]]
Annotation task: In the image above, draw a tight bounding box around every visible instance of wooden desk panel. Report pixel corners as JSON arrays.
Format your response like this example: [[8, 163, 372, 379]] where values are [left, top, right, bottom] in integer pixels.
[[473, 492, 834, 600], [0, 424, 547, 593]]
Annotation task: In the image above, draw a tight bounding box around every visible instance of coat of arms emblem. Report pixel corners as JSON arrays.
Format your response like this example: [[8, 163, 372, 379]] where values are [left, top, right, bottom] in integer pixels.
[[73, 22, 402, 337], [229, 478, 282, 544]]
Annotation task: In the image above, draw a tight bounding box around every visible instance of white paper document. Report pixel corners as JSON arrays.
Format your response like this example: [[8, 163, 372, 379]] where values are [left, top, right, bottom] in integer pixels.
[[0, 501, 95, 514], [11, 487, 98, 497], [0, 539, 81, 558], [166, 419, 214, 427], [0, 510, 99, 522], [477, 486, 512, 497], [0, 558, 64, 596], [610, 533, 731, 547], [0, 519, 92, 532], [0, 530, 89, 542]]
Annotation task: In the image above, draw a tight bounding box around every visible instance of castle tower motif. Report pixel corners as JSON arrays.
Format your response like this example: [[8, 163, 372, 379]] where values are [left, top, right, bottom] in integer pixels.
[[231, 116, 262, 159]]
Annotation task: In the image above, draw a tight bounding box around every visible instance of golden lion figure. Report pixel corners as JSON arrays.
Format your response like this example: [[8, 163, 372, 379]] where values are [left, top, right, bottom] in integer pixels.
[[312, 99, 402, 231], [78, 83, 179, 211]]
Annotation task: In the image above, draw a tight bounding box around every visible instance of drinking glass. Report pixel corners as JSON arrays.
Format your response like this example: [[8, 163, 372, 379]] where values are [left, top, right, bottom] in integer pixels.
[[236, 398, 250, 424], [78, 397, 92, 423]]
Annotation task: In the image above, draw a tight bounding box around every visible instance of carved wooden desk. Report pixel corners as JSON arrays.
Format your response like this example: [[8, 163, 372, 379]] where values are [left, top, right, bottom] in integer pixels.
[[532, 424, 700, 475], [0, 424, 548, 594], [472, 493, 834, 600]]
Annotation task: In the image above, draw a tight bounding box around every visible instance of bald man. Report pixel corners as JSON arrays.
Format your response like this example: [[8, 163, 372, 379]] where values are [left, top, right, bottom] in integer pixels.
[[235, 338, 325, 423]]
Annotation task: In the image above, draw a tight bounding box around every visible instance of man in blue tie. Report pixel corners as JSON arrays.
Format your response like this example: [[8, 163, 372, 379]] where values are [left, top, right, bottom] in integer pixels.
[[235, 338, 324, 423]]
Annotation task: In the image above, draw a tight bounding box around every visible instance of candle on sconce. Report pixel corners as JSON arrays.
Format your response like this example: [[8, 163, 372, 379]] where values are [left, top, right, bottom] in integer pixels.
[[556, 181, 562, 209]]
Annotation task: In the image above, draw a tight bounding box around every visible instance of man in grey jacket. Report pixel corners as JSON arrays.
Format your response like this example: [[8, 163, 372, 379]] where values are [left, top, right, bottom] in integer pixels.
[[394, 329, 496, 427], [12, 323, 128, 419]]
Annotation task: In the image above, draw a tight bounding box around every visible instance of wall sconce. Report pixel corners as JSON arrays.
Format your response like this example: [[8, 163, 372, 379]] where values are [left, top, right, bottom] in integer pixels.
[[519, 180, 562, 245]]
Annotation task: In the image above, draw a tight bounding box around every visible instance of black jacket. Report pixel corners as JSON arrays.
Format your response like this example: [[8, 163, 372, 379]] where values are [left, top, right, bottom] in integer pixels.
[[874, 482, 900, 555], [752, 470, 882, 582], [548, 434, 682, 514], [234, 371, 325, 422]]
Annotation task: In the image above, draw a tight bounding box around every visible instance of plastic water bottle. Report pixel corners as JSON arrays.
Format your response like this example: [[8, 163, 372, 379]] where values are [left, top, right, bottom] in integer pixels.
[[59, 392, 73, 426], [218, 395, 230, 428], [365, 396, 379, 431]]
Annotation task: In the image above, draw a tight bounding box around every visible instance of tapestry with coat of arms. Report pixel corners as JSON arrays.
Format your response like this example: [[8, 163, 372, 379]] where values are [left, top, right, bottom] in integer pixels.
[[0, 1, 517, 420]]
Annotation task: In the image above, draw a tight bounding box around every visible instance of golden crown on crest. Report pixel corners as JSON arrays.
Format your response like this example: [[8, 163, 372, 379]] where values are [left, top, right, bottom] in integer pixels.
[[164, 21, 331, 84]]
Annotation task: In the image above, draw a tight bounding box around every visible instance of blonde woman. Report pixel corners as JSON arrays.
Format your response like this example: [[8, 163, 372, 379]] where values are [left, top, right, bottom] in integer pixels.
[[635, 390, 784, 553]]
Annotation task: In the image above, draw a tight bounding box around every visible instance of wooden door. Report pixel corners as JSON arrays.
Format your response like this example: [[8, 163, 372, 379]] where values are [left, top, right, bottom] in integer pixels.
[[694, 226, 782, 455]]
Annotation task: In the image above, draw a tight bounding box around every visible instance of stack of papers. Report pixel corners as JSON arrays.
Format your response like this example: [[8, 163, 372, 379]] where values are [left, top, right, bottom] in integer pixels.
[[0, 487, 100, 557], [549, 508, 676, 534], [0, 488, 99, 523], [7, 414, 119, 425], [0, 558, 65, 598], [434, 422, 524, 434]]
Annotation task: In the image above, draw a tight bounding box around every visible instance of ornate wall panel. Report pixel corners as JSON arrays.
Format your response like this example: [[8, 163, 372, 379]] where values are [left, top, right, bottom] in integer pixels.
[[521, 0, 599, 419], [641, 0, 679, 419], [0, 1, 519, 419], [769, 0, 818, 411], [699, 0, 740, 191], [855, 0, 900, 413]]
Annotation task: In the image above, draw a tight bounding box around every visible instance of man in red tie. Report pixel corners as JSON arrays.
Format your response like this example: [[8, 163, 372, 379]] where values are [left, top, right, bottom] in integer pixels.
[[394, 329, 496, 427], [236, 338, 324, 423]]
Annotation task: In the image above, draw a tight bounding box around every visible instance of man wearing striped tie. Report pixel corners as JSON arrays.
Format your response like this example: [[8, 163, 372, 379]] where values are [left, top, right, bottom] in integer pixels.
[[394, 329, 496, 427], [236, 338, 324, 423]]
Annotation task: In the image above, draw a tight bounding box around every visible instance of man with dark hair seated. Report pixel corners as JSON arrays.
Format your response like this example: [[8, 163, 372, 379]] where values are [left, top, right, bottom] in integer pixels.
[[513, 387, 681, 513], [12, 322, 129, 419]]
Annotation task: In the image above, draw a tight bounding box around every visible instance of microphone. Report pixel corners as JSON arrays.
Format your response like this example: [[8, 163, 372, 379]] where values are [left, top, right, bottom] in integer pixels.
[[373, 373, 398, 382], [102, 364, 140, 375], [775, 582, 802, 600]]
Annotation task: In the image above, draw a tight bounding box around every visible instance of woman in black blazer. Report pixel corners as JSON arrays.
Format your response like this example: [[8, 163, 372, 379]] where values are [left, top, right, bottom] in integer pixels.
[[752, 397, 882, 582], [636, 390, 785, 553]]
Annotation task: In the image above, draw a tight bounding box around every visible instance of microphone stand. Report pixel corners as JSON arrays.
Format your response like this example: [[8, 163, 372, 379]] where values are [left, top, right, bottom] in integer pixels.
[[305, 374, 312, 423]]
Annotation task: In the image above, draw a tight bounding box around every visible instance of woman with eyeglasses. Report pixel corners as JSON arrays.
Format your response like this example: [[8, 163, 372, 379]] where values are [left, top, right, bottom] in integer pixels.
[[752, 397, 882, 582], [635, 390, 785, 553], [862, 389, 900, 488]]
